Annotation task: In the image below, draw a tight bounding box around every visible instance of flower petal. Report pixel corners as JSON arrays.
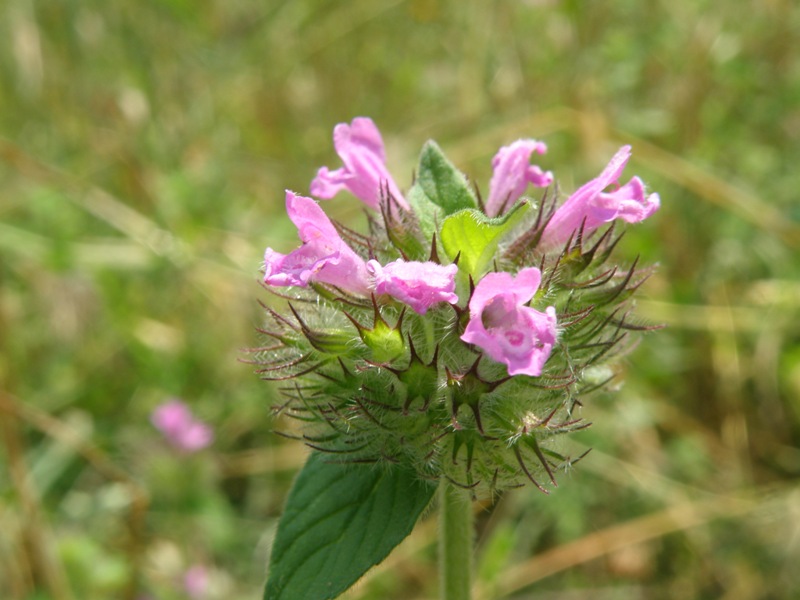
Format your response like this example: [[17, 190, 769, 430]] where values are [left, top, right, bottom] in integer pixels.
[[485, 140, 553, 217], [310, 117, 408, 210], [540, 146, 659, 247], [461, 267, 556, 376], [263, 191, 370, 294], [368, 259, 459, 315]]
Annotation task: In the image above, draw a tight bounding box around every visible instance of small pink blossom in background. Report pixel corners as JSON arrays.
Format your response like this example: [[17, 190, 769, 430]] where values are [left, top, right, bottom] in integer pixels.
[[540, 145, 660, 248], [263, 191, 370, 295], [151, 399, 213, 453], [485, 140, 554, 217], [310, 117, 409, 211], [367, 259, 459, 315], [183, 565, 210, 599], [461, 267, 557, 376]]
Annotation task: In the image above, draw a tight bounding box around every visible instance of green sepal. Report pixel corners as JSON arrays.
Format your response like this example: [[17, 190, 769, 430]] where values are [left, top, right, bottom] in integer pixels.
[[440, 201, 532, 280], [407, 141, 478, 242], [557, 246, 594, 280], [384, 208, 429, 261], [264, 452, 437, 600], [361, 316, 406, 363]]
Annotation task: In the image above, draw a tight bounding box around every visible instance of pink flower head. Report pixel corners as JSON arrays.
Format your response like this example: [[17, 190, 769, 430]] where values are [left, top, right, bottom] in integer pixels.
[[263, 191, 370, 295], [310, 117, 408, 211], [461, 267, 557, 376], [485, 140, 554, 217], [541, 145, 660, 248], [151, 399, 213, 453], [367, 259, 459, 315]]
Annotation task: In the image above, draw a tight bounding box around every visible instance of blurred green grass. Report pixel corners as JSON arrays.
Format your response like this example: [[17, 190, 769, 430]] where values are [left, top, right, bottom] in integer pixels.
[[1, 1, 799, 599]]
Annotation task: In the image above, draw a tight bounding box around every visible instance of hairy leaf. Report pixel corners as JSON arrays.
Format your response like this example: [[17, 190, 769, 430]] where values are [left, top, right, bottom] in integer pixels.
[[407, 141, 477, 242], [264, 452, 436, 600]]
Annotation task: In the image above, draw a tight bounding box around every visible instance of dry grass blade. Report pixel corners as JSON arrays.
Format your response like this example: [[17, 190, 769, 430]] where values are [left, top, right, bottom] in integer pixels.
[[0, 138, 188, 263], [0, 395, 74, 600], [637, 299, 798, 333], [614, 132, 800, 249], [485, 488, 781, 599], [0, 392, 149, 600]]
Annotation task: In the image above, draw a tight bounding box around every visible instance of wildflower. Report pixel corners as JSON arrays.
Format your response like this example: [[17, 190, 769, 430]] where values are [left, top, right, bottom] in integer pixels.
[[367, 259, 459, 315], [255, 119, 659, 496], [151, 399, 213, 453], [183, 565, 209, 599], [485, 139, 553, 217], [263, 191, 370, 295], [461, 268, 557, 376], [310, 117, 408, 211], [256, 119, 662, 600], [540, 145, 660, 247]]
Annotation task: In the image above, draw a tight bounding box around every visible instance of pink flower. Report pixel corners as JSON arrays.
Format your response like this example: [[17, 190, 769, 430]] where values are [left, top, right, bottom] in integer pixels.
[[183, 565, 210, 599], [263, 191, 370, 295], [310, 117, 408, 211], [485, 140, 554, 217], [367, 259, 459, 315], [540, 145, 660, 248], [151, 399, 213, 453], [461, 268, 557, 376]]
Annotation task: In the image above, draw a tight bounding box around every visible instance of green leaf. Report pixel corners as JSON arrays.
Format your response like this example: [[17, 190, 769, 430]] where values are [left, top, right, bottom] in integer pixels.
[[264, 452, 437, 600], [407, 141, 477, 241], [440, 202, 532, 279]]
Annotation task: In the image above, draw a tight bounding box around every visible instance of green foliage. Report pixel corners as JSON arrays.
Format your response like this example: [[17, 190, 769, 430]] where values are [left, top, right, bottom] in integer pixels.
[[265, 453, 436, 600]]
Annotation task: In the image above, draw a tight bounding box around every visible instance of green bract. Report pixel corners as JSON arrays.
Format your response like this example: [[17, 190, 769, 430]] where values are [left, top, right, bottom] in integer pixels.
[[440, 202, 531, 279]]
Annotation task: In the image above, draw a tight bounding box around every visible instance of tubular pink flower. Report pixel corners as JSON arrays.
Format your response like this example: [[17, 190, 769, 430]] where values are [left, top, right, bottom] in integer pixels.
[[540, 145, 660, 248], [485, 140, 553, 217], [263, 191, 370, 295], [310, 117, 408, 211], [151, 399, 213, 453], [461, 268, 557, 376], [367, 259, 459, 315]]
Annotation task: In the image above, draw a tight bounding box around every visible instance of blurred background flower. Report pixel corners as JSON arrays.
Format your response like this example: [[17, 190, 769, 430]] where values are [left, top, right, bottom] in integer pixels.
[[151, 399, 213, 454], [1, 1, 799, 599], [183, 564, 209, 599]]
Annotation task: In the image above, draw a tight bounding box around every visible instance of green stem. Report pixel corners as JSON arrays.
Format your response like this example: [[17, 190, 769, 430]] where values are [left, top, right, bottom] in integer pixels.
[[439, 478, 473, 600]]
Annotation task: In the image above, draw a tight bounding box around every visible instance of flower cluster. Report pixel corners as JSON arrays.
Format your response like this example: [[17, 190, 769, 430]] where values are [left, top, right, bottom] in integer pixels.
[[254, 117, 659, 495]]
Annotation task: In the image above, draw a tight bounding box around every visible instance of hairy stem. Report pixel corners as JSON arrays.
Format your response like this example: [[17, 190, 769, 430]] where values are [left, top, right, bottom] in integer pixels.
[[439, 478, 473, 600]]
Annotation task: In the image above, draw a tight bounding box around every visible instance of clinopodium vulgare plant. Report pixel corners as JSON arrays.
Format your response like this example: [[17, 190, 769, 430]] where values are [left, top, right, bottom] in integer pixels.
[[253, 117, 660, 600]]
